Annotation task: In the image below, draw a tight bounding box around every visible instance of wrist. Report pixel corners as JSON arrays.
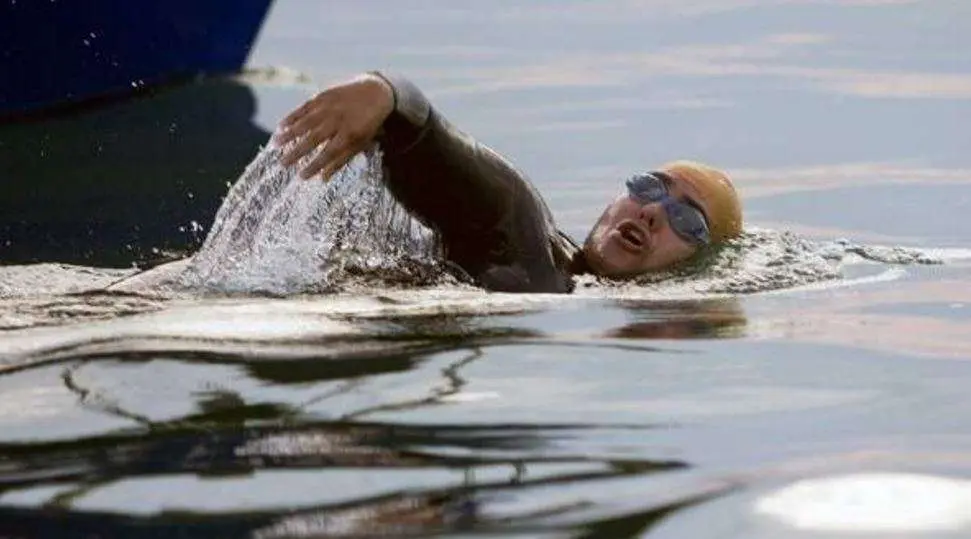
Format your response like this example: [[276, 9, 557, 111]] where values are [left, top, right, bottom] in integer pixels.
[[366, 71, 431, 127], [354, 73, 394, 121], [363, 72, 396, 110]]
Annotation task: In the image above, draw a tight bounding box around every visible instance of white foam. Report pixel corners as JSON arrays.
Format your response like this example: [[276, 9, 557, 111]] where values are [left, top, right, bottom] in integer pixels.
[[923, 247, 971, 262], [755, 267, 907, 296]]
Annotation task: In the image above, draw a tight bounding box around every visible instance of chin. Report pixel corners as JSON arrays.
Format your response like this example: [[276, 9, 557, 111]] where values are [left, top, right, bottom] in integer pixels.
[[584, 231, 641, 277], [589, 246, 641, 279]]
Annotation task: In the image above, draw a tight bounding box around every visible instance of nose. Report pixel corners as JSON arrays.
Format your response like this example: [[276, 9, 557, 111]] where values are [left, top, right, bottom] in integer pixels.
[[638, 202, 666, 233]]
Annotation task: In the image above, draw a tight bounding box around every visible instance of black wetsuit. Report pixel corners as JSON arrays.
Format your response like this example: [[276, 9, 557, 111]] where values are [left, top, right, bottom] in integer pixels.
[[374, 73, 580, 294]]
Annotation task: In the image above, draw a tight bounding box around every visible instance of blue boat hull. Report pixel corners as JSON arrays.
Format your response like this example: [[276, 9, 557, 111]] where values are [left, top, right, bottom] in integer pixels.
[[0, 0, 273, 116]]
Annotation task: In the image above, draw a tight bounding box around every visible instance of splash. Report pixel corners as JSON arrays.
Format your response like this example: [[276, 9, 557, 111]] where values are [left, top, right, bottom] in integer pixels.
[[575, 228, 942, 298], [176, 142, 449, 295], [113, 136, 946, 298]]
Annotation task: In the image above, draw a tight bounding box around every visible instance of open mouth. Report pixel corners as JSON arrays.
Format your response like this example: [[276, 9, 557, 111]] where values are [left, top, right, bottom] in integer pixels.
[[616, 221, 648, 252]]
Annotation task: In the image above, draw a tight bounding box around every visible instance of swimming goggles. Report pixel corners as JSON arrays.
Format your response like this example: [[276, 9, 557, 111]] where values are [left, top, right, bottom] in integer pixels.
[[625, 172, 711, 245]]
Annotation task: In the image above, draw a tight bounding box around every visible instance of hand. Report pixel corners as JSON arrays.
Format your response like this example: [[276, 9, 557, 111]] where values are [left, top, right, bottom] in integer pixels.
[[275, 73, 395, 181]]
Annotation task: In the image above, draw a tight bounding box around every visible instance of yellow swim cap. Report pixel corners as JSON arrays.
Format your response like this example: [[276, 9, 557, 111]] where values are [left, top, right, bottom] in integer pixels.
[[660, 160, 743, 244]]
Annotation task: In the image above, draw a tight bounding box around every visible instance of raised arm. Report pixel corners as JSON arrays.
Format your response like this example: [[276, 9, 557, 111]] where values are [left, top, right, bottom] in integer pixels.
[[276, 73, 574, 293], [276, 73, 395, 180]]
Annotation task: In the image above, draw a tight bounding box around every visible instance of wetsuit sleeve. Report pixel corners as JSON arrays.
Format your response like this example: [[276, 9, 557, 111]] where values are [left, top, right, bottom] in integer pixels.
[[370, 72, 433, 150], [371, 72, 571, 293]]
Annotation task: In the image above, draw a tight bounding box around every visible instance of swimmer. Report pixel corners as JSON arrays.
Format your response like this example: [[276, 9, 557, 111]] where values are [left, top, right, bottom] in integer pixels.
[[275, 72, 743, 293]]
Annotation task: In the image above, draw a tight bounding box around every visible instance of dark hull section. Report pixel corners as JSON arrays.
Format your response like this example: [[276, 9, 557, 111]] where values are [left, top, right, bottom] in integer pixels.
[[0, 79, 273, 267], [0, 0, 273, 117]]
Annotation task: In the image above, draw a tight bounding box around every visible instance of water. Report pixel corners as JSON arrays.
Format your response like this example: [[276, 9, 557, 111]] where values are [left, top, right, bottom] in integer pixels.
[[2, 1, 971, 537], [175, 144, 445, 295]]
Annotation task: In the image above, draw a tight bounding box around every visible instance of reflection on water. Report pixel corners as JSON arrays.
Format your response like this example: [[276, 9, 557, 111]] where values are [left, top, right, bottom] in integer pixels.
[[5, 299, 971, 536], [751, 275, 971, 359], [0, 324, 699, 538], [0, 399, 696, 537], [608, 299, 747, 340]]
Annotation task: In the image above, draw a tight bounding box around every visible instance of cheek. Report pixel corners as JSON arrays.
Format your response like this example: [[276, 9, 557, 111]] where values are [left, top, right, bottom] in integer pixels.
[[589, 201, 627, 243], [649, 230, 697, 267]]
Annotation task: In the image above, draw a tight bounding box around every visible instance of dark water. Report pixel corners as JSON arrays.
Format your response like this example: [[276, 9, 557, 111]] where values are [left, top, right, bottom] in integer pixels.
[[2, 1, 971, 537]]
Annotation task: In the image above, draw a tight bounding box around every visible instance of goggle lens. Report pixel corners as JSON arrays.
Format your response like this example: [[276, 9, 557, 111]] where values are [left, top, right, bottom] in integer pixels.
[[625, 172, 710, 245]]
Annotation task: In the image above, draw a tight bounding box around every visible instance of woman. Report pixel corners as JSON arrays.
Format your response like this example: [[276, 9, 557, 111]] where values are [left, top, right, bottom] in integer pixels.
[[275, 72, 743, 293]]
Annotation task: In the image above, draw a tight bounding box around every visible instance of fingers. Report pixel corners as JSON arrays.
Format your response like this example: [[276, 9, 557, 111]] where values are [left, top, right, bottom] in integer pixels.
[[280, 114, 338, 167], [276, 106, 330, 150], [300, 132, 362, 181], [275, 91, 335, 149], [275, 77, 386, 181], [300, 132, 346, 180], [280, 90, 328, 128]]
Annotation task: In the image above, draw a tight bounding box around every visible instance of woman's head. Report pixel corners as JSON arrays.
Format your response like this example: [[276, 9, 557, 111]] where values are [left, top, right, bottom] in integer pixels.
[[582, 160, 742, 278]]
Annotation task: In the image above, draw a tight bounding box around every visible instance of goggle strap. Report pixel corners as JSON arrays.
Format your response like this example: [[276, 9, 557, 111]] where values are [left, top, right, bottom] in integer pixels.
[[648, 170, 677, 186]]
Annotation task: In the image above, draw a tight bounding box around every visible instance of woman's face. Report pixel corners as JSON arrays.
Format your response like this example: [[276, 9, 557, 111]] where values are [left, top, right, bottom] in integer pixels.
[[583, 171, 715, 278]]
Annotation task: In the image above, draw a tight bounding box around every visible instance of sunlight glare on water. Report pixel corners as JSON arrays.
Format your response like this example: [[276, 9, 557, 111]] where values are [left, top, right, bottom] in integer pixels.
[[755, 473, 971, 533]]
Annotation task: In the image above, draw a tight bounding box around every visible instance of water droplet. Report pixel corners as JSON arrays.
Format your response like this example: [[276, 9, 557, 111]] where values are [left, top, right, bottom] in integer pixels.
[[178, 147, 442, 294]]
